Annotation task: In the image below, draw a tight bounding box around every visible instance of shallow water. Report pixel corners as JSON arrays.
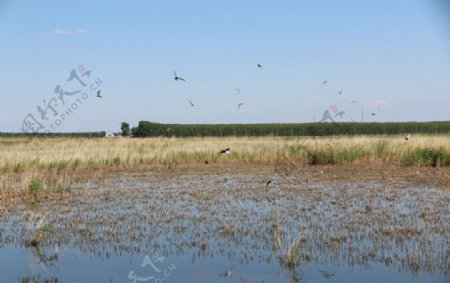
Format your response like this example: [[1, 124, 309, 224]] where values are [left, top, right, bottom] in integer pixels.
[[0, 172, 449, 282]]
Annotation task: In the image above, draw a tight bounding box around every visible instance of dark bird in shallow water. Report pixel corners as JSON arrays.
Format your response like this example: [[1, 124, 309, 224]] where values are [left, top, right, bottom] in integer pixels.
[[218, 270, 232, 277]]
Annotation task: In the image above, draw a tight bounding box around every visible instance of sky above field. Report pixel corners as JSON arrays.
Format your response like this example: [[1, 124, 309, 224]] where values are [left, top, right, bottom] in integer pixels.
[[0, 0, 450, 133]]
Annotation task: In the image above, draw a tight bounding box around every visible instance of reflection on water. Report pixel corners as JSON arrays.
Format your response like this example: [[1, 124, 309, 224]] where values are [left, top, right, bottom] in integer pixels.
[[0, 172, 449, 282]]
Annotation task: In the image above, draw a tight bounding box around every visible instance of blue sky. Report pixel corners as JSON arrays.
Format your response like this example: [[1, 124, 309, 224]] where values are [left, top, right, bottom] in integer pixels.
[[0, 0, 449, 133]]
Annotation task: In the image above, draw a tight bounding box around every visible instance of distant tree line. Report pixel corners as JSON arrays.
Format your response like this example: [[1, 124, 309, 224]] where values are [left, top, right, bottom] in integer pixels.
[[0, 132, 106, 138], [131, 121, 450, 137]]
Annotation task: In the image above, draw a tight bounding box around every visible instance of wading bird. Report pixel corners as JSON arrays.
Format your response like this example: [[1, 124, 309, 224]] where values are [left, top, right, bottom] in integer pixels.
[[173, 71, 185, 81], [219, 270, 232, 277]]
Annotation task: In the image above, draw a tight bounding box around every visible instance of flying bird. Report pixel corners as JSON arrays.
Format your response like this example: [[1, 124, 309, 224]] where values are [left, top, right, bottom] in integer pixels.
[[338, 90, 343, 94], [238, 103, 245, 110], [235, 88, 240, 95], [350, 99, 359, 104], [371, 113, 376, 116], [189, 100, 196, 107], [334, 111, 345, 118], [257, 64, 262, 68], [173, 71, 185, 81], [96, 90, 102, 98], [322, 80, 328, 85], [219, 148, 230, 154], [265, 180, 273, 188], [405, 134, 411, 141]]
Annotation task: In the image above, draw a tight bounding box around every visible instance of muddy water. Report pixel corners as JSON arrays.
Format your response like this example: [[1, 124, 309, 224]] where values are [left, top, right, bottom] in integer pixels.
[[0, 171, 449, 282]]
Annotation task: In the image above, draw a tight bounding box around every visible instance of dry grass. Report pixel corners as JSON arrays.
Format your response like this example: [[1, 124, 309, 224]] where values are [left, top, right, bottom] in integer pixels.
[[0, 135, 449, 192], [1, 135, 449, 173]]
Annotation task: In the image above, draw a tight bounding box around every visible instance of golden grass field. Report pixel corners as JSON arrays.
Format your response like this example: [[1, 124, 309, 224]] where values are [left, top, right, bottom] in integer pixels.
[[0, 134, 449, 191], [1, 135, 449, 172]]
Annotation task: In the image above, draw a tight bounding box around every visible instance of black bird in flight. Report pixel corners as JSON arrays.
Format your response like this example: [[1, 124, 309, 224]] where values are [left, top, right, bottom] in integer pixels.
[[265, 180, 273, 188], [173, 71, 185, 81], [238, 103, 245, 110], [322, 80, 328, 85], [220, 148, 230, 154], [257, 64, 262, 68], [371, 113, 376, 116], [405, 134, 411, 141], [338, 90, 343, 94], [189, 100, 196, 107], [96, 90, 102, 98], [235, 88, 240, 95]]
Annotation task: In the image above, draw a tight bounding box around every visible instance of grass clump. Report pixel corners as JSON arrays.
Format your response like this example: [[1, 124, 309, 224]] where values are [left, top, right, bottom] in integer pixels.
[[402, 147, 450, 167], [28, 178, 43, 194]]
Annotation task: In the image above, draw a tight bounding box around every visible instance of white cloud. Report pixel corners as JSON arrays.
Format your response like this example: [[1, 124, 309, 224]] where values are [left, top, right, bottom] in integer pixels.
[[42, 28, 88, 36]]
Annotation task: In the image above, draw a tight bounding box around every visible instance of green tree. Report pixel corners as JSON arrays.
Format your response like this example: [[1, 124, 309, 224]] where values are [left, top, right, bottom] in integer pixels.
[[121, 122, 130, 136]]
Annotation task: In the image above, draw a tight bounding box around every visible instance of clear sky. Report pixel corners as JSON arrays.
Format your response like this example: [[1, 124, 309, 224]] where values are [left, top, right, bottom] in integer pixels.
[[1, 0, 449, 133]]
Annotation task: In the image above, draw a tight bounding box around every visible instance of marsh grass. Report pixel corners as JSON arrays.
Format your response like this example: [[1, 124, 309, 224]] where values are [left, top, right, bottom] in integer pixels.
[[27, 178, 43, 194], [0, 135, 448, 181]]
